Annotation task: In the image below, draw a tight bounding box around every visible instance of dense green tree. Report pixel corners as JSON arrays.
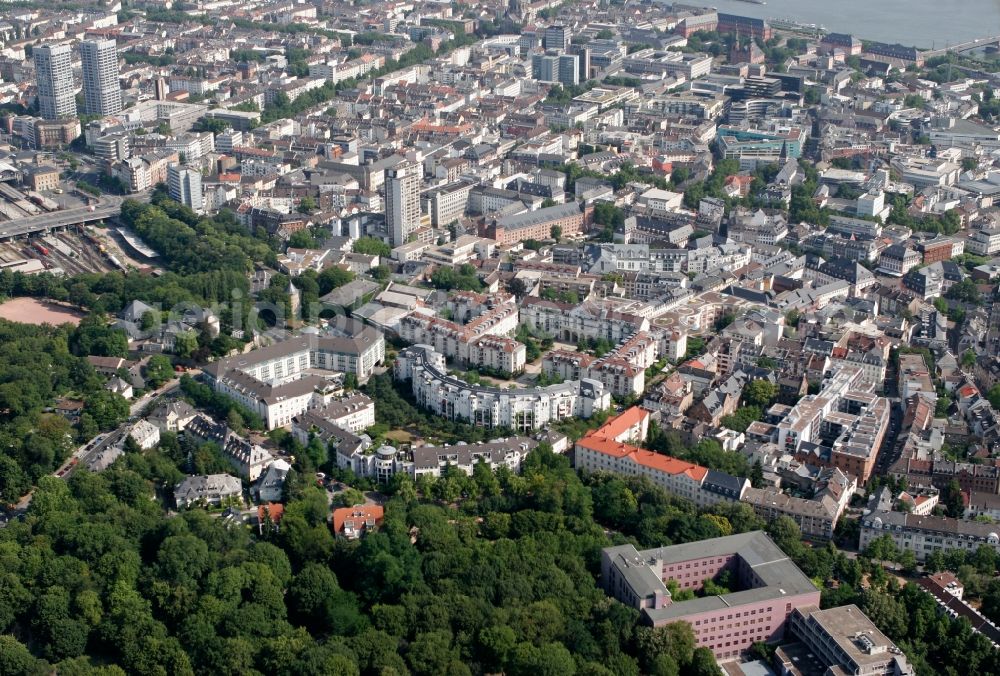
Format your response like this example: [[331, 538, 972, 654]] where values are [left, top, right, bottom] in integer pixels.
[[941, 479, 966, 518], [71, 315, 128, 357], [430, 264, 483, 292], [287, 229, 318, 249], [0, 635, 49, 676], [144, 355, 174, 388], [742, 379, 778, 407], [296, 196, 318, 214], [689, 647, 723, 675], [351, 236, 391, 257], [318, 267, 355, 295], [83, 390, 129, 431], [720, 406, 762, 433]]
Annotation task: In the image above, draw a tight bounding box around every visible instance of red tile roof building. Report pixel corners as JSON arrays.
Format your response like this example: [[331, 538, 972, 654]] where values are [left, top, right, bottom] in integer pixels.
[[331, 504, 384, 539], [575, 408, 747, 506]]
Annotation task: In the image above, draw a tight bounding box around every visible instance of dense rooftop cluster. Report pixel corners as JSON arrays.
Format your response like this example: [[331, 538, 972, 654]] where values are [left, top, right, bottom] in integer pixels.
[[4, 0, 1000, 673]]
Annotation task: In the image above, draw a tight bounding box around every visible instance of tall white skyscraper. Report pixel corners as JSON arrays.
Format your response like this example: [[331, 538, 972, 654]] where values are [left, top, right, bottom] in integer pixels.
[[386, 162, 421, 247], [168, 163, 204, 213], [80, 39, 123, 116], [34, 43, 77, 120]]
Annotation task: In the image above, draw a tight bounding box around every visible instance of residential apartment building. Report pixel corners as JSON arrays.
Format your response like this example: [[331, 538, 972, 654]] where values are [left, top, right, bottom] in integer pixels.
[[543, 331, 658, 398], [878, 244, 921, 276], [776, 366, 863, 446], [305, 393, 375, 434], [203, 323, 385, 429], [168, 163, 204, 213], [860, 510, 1000, 561], [222, 436, 272, 481], [742, 487, 840, 539], [967, 228, 1000, 256], [411, 437, 539, 478], [643, 372, 695, 415], [395, 344, 610, 432], [398, 298, 522, 369], [423, 180, 473, 227], [113, 151, 178, 193], [574, 408, 749, 506], [387, 161, 422, 247], [34, 43, 76, 120], [520, 296, 650, 344], [174, 474, 243, 507], [128, 420, 160, 451], [80, 39, 123, 116], [332, 504, 384, 539], [487, 202, 591, 245]]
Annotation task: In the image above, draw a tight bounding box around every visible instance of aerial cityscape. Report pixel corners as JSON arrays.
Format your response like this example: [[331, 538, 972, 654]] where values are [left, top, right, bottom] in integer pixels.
[[1, 0, 999, 674]]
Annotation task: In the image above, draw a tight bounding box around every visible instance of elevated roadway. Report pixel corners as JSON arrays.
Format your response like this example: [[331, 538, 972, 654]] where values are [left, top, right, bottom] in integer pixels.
[[0, 191, 151, 242]]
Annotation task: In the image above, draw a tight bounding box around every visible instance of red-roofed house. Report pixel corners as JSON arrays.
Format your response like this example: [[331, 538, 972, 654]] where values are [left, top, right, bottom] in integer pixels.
[[724, 174, 753, 198], [257, 503, 284, 534], [588, 406, 651, 445], [332, 504, 384, 539]]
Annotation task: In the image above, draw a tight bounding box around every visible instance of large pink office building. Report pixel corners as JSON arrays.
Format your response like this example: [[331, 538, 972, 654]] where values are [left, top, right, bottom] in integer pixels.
[[601, 531, 820, 661]]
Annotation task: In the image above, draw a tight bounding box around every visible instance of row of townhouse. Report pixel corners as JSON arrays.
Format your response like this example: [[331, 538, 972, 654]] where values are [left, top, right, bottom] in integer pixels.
[[290, 401, 541, 483]]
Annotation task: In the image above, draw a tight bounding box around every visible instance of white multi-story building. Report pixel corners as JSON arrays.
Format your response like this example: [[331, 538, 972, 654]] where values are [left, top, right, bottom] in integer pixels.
[[519, 297, 650, 344], [129, 420, 161, 450], [34, 43, 76, 120], [307, 393, 375, 433], [387, 161, 422, 247], [395, 345, 610, 432], [223, 436, 273, 481], [542, 331, 658, 398], [168, 163, 204, 212], [412, 437, 538, 478], [214, 129, 243, 154], [860, 510, 1000, 561], [467, 335, 527, 375], [423, 180, 473, 227], [398, 299, 525, 373], [967, 227, 1000, 256], [657, 328, 688, 362], [80, 39, 123, 116], [204, 322, 385, 429], [166, 132, 215, 162], [686, 242, 753, 274], [174, 474, 243, 507]]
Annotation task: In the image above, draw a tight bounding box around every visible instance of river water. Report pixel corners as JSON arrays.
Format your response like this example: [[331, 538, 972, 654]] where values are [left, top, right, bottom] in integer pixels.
[[685, 0, 1000, 47]]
